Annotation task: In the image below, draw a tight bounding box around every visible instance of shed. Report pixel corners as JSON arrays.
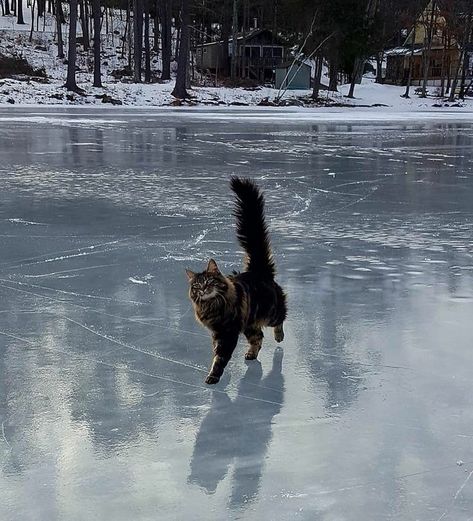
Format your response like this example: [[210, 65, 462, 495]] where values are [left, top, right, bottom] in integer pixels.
[[275, 61, 311, 90]]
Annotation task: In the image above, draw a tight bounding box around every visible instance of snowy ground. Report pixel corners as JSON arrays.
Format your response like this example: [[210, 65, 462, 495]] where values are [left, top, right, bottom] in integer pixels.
[[2, 13, 473, 109], [0, 73, 473, 109], [2, 71, 473, 110], [0, 108, 472, 520]]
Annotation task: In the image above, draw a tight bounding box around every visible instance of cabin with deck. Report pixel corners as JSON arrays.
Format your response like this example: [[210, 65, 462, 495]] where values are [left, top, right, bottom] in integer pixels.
[[196, 29, 287, 84]]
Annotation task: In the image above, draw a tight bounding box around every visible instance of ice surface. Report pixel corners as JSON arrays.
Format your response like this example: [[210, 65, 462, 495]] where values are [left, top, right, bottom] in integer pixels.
[[0, 107, 473, 520]]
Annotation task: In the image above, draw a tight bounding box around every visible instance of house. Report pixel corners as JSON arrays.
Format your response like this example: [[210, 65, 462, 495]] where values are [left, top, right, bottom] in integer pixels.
[[275, 61, 311, 90], [385, 0, 461, 87], [196, 29, 286, 83]]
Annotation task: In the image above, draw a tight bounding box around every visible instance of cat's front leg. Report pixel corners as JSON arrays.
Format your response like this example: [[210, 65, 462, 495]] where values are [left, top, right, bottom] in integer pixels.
[[205, 330, 239, 384]]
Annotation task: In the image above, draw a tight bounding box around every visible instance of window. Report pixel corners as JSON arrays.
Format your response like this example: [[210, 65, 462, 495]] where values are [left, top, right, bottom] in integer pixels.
[[430, 58, 442, 77], [262, 47, 283, 59], [244, 46, 261, 59]]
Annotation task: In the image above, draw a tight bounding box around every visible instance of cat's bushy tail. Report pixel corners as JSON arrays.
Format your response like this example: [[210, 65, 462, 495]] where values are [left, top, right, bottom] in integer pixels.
[[230, 176, 275, 279]]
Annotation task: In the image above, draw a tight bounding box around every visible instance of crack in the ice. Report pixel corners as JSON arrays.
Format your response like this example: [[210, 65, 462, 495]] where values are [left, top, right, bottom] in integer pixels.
[[0, 238, 129, 272], [435, 468, 473, 521], [60, 316, 285, 394], [1, 420, 12, 464], [60, 315, 209, 373], [0, 304, 286, 395], [321, 186, 380, 215], [0, 329, 35, 344], [0, 329, 284, 407], [312, 461, 473, 498], [22, 263, 118, 278], [1, 422, 11, 449], [0, 277, 147, 306], [317, 352, 410, 371], [0, 283, 208, 338]]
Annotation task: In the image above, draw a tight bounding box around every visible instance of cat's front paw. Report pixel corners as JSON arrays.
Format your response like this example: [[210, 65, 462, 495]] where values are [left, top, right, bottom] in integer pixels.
[[244, 351, 258, 360], [205, 375, 220, 385]]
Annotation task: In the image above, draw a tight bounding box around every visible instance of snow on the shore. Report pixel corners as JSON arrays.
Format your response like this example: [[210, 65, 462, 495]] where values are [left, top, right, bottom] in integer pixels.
[[2, 75, 472, 112], [1, 13, 473, 112]]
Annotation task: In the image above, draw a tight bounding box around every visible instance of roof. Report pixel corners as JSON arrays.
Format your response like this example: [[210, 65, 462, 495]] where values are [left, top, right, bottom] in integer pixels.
[[385, 46, 424, 57], [197, 28, 286, 48]]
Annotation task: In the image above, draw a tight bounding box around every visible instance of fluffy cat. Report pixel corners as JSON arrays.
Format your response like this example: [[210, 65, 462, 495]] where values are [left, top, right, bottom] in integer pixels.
[[186, 177, 287, 384]]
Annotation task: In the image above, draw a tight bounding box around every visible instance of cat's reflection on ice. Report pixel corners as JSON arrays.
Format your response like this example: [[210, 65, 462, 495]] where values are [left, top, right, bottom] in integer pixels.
[[189, 348, 285, 507]]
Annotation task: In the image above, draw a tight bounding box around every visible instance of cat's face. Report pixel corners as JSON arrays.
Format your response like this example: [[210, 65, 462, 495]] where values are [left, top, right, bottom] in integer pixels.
[[186, 259, 228, 304]]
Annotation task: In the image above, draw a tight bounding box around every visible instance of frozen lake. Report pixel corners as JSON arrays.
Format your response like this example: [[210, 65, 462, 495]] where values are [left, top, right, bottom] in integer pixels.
[[0, 107, 472, 520]]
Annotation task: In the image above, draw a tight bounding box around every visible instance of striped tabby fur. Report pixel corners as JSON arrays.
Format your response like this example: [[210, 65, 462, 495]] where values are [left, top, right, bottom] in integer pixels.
[[186, 177, 287, 385]]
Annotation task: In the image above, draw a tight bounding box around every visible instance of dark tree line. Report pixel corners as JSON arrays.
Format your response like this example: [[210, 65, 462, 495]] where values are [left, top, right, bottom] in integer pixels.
[[2, 0, 472, 99]]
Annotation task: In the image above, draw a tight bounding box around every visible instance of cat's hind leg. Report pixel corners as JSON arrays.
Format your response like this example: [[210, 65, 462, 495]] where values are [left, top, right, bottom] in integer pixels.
[[274, 323, 284, 343], [244, 326, 264, 360]]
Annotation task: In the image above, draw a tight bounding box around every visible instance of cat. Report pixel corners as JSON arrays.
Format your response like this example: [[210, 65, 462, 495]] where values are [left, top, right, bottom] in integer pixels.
[[186, 176, 287, 385]]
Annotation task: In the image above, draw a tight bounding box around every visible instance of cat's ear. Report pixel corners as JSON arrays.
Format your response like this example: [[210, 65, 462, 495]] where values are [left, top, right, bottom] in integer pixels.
[[185, 269, 196, 281], [206, 258, 220, 274]]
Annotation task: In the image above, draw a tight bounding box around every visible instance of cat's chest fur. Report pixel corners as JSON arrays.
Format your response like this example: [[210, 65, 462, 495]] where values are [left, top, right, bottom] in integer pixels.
[[194, 298, 228, 329]]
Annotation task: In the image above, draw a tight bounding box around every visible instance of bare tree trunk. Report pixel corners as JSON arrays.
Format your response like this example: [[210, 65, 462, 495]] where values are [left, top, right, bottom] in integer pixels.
[[347, 57, 363, 98], [459, 15, 472, 100], [221, 4, 231, 78], [376, 51, 383, 83], [171, 0, 190, 98], [420, 0, 437, 98], [160, 0, 172, 80], [465, 78, 473, 97], [231, 0, 237, 80], [446, 35, 452, 94], [459, 50, 469, 100], [92, 0, 102, 87], [175, 24, 180, 59], [241, 0, 247, 79], [144, 0, 151, 82], [84, 0, 90, 50], [153, 2, 159, 51], [402, 23, 416, 98], [78, 0, 89, 51], [133, 0, 143, 82], [449, 14, 472, 102], [17, 0, 25, 23], [127, 0, 132, 69], [440, 32, 447, 97], [29, 0, 35, 42], [328, 43, 339, 91], [448, 51, 463, 102], [121, 3, 129, 59], [5, 0, 11, 16], [312, 54, 323, 99], [65, 0, 80, 91], [56, 0, 64, 58]]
